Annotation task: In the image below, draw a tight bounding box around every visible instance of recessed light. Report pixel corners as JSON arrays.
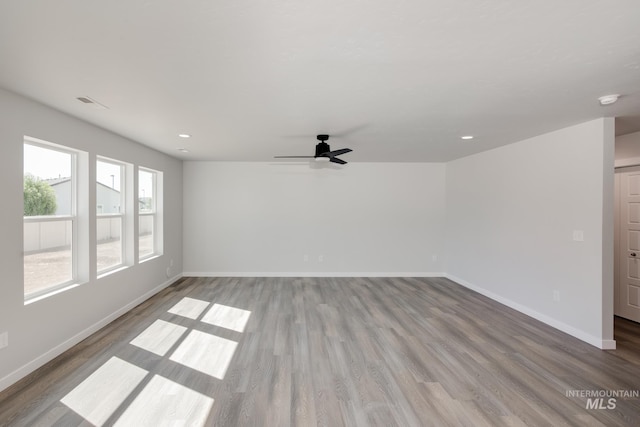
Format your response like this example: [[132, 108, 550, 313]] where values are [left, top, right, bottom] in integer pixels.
[[598, 94, 620, 106], [461, 135, 474, 140], [178, 134, 191, 138], [177, 148, 189, 153]]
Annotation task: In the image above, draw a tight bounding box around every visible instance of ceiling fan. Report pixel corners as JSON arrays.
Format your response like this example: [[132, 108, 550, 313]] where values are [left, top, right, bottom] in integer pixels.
[[274, 134, 353, 164]]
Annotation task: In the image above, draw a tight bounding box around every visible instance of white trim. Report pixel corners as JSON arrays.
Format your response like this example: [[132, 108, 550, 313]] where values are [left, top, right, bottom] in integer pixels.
[[0, 274, 183, 393], [97, 213, 125, 218], [183, 271, 446, 278], [23, 215, 74, 223], [614, 157, 640, 168], [24, 135, 78, 156], [445, 274, 616, 350], [96, 265, 130, 280], [139, 253, 161, 264], [24, 282, 83, 305]]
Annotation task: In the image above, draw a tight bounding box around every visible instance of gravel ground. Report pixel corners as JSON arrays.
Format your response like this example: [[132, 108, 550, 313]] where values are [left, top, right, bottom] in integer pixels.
[[24, 235, 153, 296]]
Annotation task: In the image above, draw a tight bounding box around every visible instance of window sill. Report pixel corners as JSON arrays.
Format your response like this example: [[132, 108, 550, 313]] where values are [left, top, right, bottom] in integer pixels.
[[139, 253, 161, 264], [97, 265, 129, 279], [24, 282, 83, 305]]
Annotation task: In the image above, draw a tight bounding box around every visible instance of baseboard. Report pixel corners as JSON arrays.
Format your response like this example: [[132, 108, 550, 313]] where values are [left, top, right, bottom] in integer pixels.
[[0, 274, 183, 393], [445, 274, 616, 350], [183, 271, 446, 278]]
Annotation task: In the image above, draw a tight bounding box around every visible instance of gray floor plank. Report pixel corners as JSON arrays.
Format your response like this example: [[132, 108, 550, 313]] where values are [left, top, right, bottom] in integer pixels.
[[1, 276, 640, 426]]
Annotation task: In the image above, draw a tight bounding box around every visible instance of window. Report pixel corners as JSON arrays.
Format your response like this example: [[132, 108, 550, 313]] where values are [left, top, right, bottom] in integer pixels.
[[138, 168, 161, 260], [97, 158, 125, 274], [23, 139, 77, 299]]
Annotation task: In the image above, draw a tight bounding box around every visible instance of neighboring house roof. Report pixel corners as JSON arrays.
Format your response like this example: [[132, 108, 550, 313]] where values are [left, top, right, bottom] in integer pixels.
[[46, 177, 71, 186], [44, 179, 145, 212], [47, 178, 122, 194], [97, 182, 121, 193]]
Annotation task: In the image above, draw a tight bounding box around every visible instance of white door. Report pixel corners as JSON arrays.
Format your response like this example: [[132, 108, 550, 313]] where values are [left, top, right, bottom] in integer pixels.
[[617, 170, 640, 323]]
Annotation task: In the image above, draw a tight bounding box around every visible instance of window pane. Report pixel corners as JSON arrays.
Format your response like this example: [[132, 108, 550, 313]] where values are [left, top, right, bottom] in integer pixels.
[[97, 159, 124, 273], [97, 161, 123, 213], [24, 140, 77, 299], [139, 170, 154, 213], [139, 215, 154, 258], [97, 217, 122, 272], [24, 144, 72, 216], [24, 220, 73, 296]]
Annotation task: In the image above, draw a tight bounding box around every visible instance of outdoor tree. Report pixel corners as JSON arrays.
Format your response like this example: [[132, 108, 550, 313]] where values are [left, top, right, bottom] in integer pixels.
[[24, 174, 57, 216]]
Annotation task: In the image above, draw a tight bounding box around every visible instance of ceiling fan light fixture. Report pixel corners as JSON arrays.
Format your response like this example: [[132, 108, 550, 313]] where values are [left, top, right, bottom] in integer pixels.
[[274, 133, 352, 164]]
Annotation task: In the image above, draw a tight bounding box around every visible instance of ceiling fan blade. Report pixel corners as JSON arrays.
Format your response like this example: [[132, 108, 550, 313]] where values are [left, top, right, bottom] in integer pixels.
[[329, 157, 347, 165], [274, 156, 315, 158], [324, 148, 352, 157]]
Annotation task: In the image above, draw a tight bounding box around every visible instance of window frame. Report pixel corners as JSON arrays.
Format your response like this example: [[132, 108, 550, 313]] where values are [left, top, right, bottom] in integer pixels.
[[23, 137, 79, 301], [138, 167, 159, 261], [96, 157, 126, 276]]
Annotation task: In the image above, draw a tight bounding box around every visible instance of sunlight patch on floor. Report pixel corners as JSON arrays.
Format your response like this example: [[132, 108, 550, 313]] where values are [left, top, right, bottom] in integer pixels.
[[169, 329, 238, 379], [201, 303, 251, 332], [168, 297, 211, 320], [129, 319, 188, 356], [113, 374, 214, 427], [61, 357, 148, 426], [60, 300, 252, 424]]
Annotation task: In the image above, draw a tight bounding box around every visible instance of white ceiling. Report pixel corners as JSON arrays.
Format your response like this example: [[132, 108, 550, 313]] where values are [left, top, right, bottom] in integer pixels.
[[1, 1, 639, 162]]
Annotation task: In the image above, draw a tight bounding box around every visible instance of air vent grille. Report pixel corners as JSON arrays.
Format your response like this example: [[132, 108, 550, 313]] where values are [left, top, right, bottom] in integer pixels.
[[76, 96, 108, 109]]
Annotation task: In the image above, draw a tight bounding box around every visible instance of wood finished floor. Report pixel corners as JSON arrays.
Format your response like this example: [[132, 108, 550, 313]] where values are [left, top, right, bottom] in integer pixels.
[[1, 277, 640, 426]]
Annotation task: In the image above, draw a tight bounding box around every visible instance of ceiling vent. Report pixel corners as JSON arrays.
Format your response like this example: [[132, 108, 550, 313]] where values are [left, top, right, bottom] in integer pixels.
[[76, 96, 108, 109]]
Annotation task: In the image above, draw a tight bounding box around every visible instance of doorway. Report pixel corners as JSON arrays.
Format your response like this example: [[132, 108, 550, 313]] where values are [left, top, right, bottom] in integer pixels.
[[614, 166, 640, 324]]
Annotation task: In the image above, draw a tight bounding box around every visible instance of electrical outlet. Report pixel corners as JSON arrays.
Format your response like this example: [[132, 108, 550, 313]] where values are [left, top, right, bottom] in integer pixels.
[[303, 254, 309, 262], [432, 254, 438, 262], [318, 255, 324, 262], [573, 230, 584, 241], [553, 290, 560, 302], [0, 332, 8, 350]]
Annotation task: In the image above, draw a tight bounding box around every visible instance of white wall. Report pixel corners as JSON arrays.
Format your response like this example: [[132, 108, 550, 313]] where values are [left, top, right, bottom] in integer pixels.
[[183, 162, 446, 275], [445, 118, 615, 349], [615, 130, 640, 162], [0, 88, 183, 391]]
